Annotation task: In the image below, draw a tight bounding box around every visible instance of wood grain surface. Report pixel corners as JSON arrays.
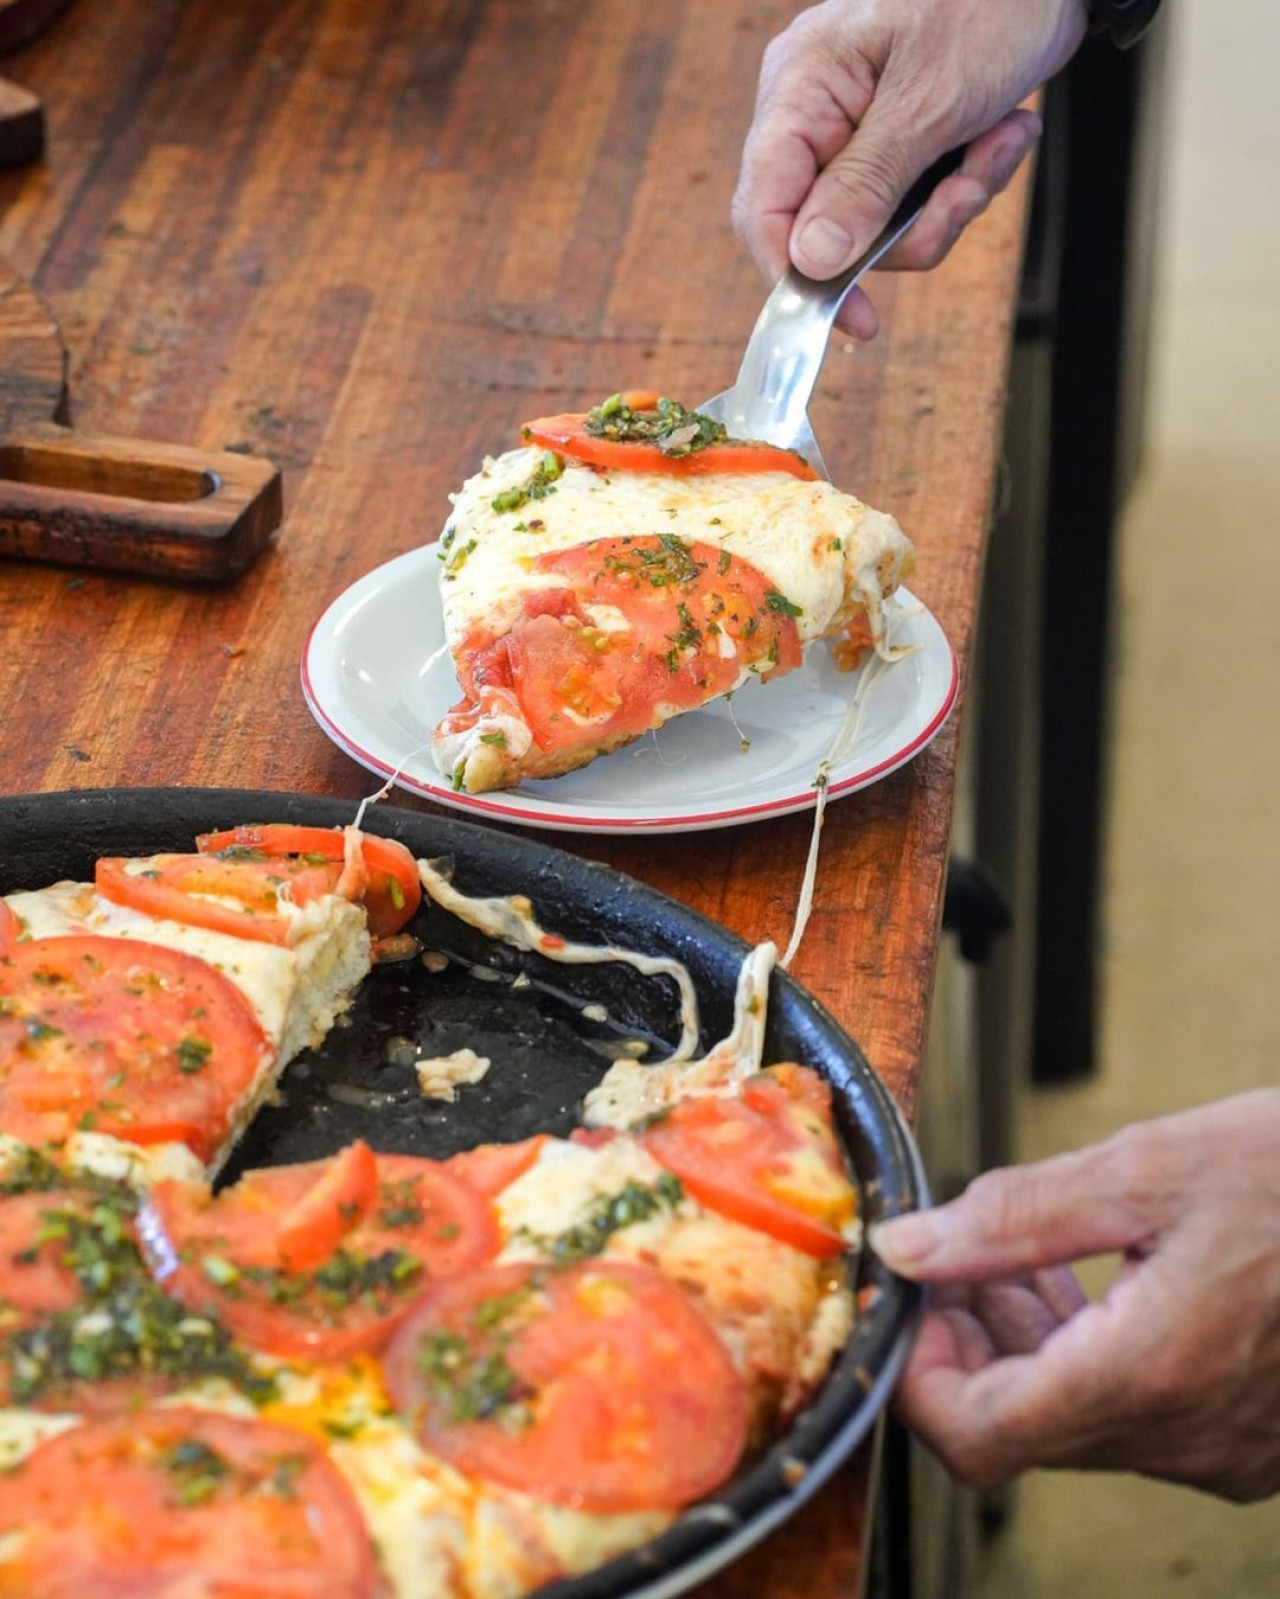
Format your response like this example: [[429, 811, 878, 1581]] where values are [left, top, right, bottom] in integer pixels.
[[0, 261, 281, 578], [0, 2, 1030, 1592]]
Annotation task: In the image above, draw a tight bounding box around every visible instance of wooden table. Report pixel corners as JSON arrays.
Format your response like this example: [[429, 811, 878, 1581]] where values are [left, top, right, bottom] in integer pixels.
[[0, 2, 1029, 1592]]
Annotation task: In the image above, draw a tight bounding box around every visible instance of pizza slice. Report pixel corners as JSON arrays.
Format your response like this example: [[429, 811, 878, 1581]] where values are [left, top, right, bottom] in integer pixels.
[[0, 825, 421, 1182], [432, 392, 914, 794]]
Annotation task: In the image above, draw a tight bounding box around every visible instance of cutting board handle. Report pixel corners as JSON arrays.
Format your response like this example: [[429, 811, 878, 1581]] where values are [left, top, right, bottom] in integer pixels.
[[0, 424, 282, 581]]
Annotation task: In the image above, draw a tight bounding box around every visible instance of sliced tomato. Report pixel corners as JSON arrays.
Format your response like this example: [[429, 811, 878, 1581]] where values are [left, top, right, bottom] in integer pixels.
[[641, 1067, 856, 1259], [142, 1148, 499, 1361], [95, 853, 341, 947], [383, 1259, 748, 1513], [0, 899, 18, 948], [0, 1406, 378, 1598], [439, 536, 803, 759], [195, 823, 422, 939], [0, 1189, 96, 1333], [442, 1135, 546, 1200], [0, 936, 271, 1162], [274, 1140, 378, 1272], [523, 411, 819, 480]]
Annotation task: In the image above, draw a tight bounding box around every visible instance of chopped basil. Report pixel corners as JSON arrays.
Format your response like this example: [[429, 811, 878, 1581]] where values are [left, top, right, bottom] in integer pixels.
[[176, 1036, 213, 1075], [164, 1438, 231, 1507], [442, 537, 478, 581], [378, 1177, 425, 1230], [2, 1187, 274, 1407], [602, 532, 704, 590], [764, 589, 803, 618], [523, 1175, 684, 1266], [491, 451, 563, 514], [238, 1245, 423, 1315], [416, 1287, 534, 1428], [200, 1253, 241, 1290], [583, 395, 727, 458]]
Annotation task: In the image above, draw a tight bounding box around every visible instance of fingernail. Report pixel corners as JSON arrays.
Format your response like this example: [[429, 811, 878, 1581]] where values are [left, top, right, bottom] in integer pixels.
[[868, 1211, 941, 1273], [795, 216, 854, 276]]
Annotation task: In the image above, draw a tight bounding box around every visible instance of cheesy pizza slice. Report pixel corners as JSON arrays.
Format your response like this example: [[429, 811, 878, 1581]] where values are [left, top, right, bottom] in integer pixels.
[[432, 393, 914, 793], [0, 825, 421, 1181]]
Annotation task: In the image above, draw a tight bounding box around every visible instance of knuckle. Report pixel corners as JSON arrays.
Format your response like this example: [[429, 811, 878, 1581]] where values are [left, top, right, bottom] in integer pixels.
[[1106, 1121, 1179, 1211], [961, 1167, 1039, 1244], [826, 145, 903, 215]]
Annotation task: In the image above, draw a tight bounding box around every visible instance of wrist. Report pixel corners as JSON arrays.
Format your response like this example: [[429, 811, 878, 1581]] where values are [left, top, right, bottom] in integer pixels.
[[1087, 0, 1162, 48]]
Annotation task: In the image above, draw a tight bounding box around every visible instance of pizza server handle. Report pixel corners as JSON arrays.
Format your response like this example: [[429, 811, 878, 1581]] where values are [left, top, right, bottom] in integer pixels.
[[699, 144, 966, 479], [0, 424, 282, 581]]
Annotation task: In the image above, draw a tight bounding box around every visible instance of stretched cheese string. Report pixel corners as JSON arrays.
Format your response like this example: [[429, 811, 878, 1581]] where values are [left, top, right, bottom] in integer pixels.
[[582, 942, 777, 1129], [350, 642, 452, 830], [416, 858, 702, 1062], [780, 600, 915, 969]]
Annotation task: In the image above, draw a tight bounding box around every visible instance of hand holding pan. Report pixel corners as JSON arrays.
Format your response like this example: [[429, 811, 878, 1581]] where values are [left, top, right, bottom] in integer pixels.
[[0, 259, 282, 581]]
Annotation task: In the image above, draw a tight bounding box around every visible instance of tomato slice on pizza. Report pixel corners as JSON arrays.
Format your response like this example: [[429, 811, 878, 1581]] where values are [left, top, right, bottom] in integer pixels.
[[383, 1258, 748, 1514], [95, 825, 421, 946], [0, 1188, 99, 1333], [523, 391, 820, 480], [142, 1147, 500, 1361], [0, 1407, 379, 1598], [95, 851, 342, 946], [0, 935, 271, 1161], [442, 1134, 547, 1199], [641, 1064, 857, 1259], [432, 396, 914, 792], [194, 823, 422, 939]]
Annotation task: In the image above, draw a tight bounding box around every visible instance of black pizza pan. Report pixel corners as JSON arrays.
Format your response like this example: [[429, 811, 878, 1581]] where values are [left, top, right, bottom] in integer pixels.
[[0, 787, 927, 1599]]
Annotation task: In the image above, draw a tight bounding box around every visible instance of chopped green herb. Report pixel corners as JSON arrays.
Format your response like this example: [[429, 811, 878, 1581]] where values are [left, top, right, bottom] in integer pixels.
[[524, 1176, 684, 1266], [1, 1189, 274, 1407], [764, 589, 803, 619], [491, 451, 563, 514], [201, 1253, 240, 1290], [164, 1438, 231, 1507], [175, 1036, 213, 1075], [478, 731, 508, 749], [583, 395, 727, 458]]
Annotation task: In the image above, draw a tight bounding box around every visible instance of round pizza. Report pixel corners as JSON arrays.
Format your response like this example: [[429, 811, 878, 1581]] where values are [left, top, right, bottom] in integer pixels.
[[0, 821, 862, 1598]]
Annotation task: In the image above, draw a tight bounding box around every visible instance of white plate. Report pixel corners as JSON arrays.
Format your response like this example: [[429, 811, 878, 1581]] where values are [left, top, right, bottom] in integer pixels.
[[301, 546, 958, 835]]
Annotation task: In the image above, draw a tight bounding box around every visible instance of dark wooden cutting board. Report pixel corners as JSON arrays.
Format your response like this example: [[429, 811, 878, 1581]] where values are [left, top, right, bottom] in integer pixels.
[[0, 261, 282, 579]]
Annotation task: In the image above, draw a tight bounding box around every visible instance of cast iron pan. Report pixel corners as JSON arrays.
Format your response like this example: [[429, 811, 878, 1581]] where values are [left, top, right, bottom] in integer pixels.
[[0, 787, 927, 1599]]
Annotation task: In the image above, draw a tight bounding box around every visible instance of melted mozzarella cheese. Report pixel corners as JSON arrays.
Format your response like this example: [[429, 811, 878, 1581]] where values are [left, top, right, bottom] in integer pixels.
[[495, 1137, 683, 1262], [415, 1047, 491, 1102], [584, 942, 776, 1129], [435, 446, 913, 783], [441, 446, 910, 652]]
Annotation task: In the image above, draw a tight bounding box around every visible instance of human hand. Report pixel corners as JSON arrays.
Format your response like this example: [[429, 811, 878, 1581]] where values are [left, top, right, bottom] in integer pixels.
[[733, 0, 1089, 335], [870, 1091, 1280, 1501]]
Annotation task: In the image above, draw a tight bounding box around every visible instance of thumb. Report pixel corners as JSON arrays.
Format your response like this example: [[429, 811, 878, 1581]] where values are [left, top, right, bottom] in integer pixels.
[[869, 1128, 1185, 1284], [789, 94, 939, 278]]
